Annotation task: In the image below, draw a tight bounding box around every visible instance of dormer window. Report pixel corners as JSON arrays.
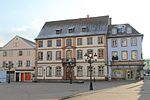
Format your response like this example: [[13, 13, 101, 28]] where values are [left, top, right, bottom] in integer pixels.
[[68, 27, 75, 33], [56, 29, 62, 34], [127, 27, 132, 33], [112, 28, 117, 34], [82, 26, 88, 32]]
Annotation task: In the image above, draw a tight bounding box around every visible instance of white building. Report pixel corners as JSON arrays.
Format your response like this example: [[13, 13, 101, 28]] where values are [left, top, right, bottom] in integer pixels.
[[107, 24, 144, 80], [35, 16, 110, 81]]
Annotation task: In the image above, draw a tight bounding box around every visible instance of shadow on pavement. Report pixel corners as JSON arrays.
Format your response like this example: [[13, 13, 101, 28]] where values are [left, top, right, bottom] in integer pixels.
[[138, 76, 150, 100]]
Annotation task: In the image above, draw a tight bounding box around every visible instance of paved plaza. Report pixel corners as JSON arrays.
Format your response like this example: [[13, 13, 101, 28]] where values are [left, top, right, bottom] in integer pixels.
[[0, 80, 149, 100]]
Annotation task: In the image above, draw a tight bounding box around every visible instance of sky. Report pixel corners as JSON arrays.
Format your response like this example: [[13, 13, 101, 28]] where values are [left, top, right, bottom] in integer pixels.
[[0, 0, 149, 59]]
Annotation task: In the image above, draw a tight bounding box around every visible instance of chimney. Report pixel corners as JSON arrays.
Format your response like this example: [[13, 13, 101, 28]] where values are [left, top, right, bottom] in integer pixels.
[[108, 17, 112, 25], [87, 15, 89, 18]]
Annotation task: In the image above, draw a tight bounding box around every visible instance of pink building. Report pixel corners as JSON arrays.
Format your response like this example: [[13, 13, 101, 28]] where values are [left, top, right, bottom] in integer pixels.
[[0, 36, 35, 82]]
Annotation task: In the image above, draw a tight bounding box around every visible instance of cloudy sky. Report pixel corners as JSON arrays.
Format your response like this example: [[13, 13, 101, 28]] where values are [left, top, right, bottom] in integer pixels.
[[0, 0, 149, 59]]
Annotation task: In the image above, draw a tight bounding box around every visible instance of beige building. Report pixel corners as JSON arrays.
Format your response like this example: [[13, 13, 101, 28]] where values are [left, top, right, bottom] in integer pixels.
[[0, 36, 35, 82], [35, 16, 110, 81]]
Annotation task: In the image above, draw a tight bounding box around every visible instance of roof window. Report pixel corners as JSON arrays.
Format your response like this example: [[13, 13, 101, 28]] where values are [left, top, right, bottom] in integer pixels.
[[56, 29, 62, 34], [82, 26, 88, 32], [68, 27, 75, 33]]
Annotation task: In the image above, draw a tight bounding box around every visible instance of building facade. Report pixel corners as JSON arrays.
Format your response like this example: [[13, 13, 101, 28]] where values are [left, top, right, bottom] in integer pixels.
[[107, 24, 144, 80], [0, 36, 35, 82], [35, 16, 110, 81]]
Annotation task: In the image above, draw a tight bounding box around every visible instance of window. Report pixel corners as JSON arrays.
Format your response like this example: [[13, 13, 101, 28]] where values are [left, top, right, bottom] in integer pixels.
[[111, 38, 117, 47], [47, 40, 52, 47], [38, 67, 43, 76], [19, 51, 23, 56], [68, 27, 75, 33], [87, 37, 93, 45], [56, 39, 61, 47], [87, 66, 93, 77], [18, 60, 22, 67], [56, 29, 62, 34], [112, 51, 118, 60], [38, 52, 43, 60], [77, 38, 82, 45], [131, 50, 138, 60], [66, 50, 72, 59], [46, 67, 52, 77], [2, 61, 6, 67], [56, 66, 61, 77], [56, 51, 61, 60], [77, 66, 83, 77], [26, 60, 30, 67], [47, 51, 52, 60], [121, 38, 127, 47], [77, 50, 83, 60], [82, 26, 88, 32], [87, 49, 93, 58], [98, 36, 103, 44], [112, 28, 117, 34], [66, 39, 72, 46], [122, 51, 128, 60], [127, 27, 132, 33], [98, 49, 104, 59], [3, 51, 7, 57], [87, 66, 91, 77], [98, 66, 104, 77], [38, 41, 43, 47], [131, 37, 137, 46]]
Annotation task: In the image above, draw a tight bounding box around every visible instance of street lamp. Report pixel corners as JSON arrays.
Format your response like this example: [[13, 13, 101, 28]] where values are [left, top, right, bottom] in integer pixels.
[[5, 62, 13, 84], [67, 58, 74, 84], [84, 53, 97, 90]]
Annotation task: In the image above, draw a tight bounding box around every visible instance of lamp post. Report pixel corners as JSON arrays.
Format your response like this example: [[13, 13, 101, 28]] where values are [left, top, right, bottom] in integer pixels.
[[5, 62, 13, 84], [67, 58, 74, 84], [84, 53, 97, 90]]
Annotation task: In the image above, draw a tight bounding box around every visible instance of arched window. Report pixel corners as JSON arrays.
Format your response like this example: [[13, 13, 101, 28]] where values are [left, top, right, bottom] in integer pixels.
[[77, 66, 83, 77], [66, 50, 72, 59], [98, 66, 104, 77], [46, 66, 52, 77]]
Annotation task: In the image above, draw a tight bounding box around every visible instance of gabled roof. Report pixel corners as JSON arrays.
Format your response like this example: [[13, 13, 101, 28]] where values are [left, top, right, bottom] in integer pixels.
[[2, 35, 35, 49], [108, 23, 143, 38], [35, 15, 109, 40], [19, 36, 35, 47]]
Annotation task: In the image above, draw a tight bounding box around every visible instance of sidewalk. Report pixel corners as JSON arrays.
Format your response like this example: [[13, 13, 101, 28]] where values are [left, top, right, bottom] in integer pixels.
[[63, 81, 144, 100]]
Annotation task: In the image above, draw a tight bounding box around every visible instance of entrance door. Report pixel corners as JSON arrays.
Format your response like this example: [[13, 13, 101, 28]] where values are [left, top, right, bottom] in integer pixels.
[[21, 73, 24, 81], [25, 73, 31, 80], [16, 73, 19, 82], [127, 70, 133, 79]]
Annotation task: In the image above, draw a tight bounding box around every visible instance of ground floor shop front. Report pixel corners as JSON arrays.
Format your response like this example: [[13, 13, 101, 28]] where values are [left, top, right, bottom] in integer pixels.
[[15, 69, 35, 82], [110, 60, 144, 80], [111, 66, 141, 80]]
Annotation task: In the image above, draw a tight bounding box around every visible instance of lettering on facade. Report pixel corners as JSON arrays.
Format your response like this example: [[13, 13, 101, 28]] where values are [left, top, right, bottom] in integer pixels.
[[112, 60, 144, 66]]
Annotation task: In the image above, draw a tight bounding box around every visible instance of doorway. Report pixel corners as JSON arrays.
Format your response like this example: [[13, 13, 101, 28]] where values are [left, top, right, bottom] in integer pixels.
[[127, 70, 134, 79], [16, 72, 19, 82]]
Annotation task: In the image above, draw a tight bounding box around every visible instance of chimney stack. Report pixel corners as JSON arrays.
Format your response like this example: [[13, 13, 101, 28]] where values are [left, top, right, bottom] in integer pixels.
[[87, 15, 89, 18]]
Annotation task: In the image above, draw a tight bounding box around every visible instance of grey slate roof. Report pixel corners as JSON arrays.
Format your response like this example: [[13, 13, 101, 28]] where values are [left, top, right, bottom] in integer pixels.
[[108, 23, 143, 38], [35, 15, 109, 40], [19, 36, 35, 48]]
